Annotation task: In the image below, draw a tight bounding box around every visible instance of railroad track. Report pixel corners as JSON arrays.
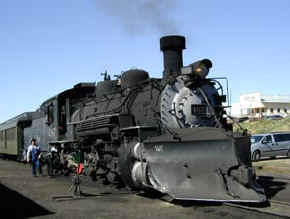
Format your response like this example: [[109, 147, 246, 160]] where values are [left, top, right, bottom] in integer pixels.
[[224, 200, 290, 218]]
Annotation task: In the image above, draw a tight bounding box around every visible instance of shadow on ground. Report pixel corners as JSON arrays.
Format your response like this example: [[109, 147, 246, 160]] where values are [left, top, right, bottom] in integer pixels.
[[257, 176, 287, 200], [0, 181, 54, 218]]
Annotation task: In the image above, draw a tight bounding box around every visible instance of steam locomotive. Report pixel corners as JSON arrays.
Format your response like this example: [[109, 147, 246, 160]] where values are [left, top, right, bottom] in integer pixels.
[[0, 35, 266, 202]]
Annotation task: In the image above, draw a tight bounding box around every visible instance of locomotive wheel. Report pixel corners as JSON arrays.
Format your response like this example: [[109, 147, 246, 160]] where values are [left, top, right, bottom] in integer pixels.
[[104, 170, 117, 184], [118, 143, 139, 190], [101, 153, 118, 184]]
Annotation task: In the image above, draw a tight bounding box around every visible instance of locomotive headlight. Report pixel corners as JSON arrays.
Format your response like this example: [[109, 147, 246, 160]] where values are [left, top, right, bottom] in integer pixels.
[[195, 67, 203, 73], [190, 59, 213, 79], [193, 65, 209, 78]]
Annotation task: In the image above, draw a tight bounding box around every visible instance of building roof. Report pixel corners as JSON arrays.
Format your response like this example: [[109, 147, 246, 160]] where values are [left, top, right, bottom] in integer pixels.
[[261, 95, 290, 103]]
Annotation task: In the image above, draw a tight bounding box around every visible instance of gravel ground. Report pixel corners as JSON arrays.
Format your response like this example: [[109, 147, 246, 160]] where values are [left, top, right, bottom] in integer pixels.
[[0, 159, 290, 219], [254, 157, 290, 178]]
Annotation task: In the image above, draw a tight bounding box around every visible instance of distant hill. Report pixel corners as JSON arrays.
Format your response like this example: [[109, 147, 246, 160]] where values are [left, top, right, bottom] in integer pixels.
[[234, 117, 290, 134]]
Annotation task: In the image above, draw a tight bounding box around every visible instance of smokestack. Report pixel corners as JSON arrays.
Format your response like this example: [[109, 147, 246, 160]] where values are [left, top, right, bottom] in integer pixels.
[[160, 35, 185, 79]]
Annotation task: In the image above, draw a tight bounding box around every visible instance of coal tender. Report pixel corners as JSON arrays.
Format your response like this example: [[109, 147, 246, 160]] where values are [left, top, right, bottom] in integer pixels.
[[0, 35, 266, 202], [75, 35, 265, 202]]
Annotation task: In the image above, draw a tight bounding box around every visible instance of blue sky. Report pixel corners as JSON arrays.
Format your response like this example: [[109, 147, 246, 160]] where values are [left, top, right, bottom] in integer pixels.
[[1, 0, 290, 123]]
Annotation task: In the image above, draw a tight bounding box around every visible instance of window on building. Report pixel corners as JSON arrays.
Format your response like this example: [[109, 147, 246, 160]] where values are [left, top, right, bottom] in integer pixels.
[[262, 108, 265, 113], [277, 108, 280, 113], [270, 108, 274, 113], [285, 108, 288, 113], [257, 108, 260, 113]]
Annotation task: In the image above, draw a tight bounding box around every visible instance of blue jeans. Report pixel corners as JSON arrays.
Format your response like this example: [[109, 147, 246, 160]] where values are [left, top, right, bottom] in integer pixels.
[[32, 159, 42, 176]]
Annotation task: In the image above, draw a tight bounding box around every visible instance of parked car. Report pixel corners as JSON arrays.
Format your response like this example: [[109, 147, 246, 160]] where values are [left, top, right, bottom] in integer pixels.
[[238, 117, 249, 122], [250, 132, 290, 161], [263, 115, 283, 120]]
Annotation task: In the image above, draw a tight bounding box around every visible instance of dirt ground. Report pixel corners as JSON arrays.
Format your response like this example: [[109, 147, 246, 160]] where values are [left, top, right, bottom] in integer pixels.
[[254, 157, 290, 178], [1, 158, 290, 219]]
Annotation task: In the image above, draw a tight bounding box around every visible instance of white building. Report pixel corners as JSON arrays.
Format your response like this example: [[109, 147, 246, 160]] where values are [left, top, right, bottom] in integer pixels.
[[230, 92, 290, 118]]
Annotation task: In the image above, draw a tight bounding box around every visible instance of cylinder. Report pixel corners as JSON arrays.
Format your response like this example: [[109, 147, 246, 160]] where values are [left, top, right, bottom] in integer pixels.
[[160, 35, 186, 79]]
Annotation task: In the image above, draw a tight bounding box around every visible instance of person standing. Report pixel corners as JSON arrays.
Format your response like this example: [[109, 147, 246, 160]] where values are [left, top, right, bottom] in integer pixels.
[[47, 144, 58, 177], [27, 139, 42, 176]]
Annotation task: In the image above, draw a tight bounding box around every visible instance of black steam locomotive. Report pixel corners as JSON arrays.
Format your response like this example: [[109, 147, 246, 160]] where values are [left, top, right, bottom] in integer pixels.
[[0, 36, 266, 202]]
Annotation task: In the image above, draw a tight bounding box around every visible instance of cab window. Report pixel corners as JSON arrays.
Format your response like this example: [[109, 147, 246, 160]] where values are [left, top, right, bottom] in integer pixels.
[[45, 103, 54, 125]]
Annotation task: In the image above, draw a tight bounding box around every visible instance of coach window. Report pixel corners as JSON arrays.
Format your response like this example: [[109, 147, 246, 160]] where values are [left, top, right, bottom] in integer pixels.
[[4, 130, 7, 149], [0, 131, 3, 147]]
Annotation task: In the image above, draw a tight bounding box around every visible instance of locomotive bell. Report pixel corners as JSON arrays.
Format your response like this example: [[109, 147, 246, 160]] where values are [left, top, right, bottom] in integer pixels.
[[181, 59, 212, 79]]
